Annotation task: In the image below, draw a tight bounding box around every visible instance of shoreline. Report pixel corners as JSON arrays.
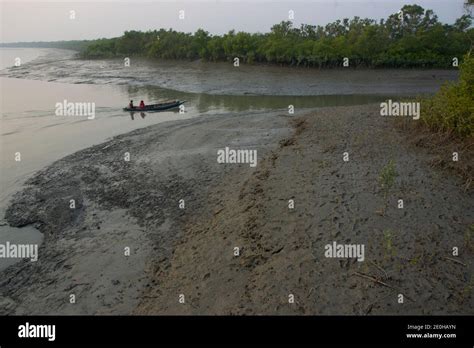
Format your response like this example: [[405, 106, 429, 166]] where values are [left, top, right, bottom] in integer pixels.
[[0, 108, 292, 314], [1, 104, 472, 314], [0, 48, 459, 96], [79, 54, 462, 71]]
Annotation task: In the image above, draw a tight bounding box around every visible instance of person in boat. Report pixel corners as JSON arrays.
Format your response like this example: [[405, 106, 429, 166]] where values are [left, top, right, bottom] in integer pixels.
[[128, 100, 134, 109], [139, 100, 145, 109]]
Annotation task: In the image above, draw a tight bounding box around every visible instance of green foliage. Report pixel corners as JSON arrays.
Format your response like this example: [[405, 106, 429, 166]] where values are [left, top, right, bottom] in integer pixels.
[[379, 160, 398, 193], [383, 229, 396, 258], [80, 5, 473, 68], [79, 38, 117, 58], [420, 54, 474, 138]]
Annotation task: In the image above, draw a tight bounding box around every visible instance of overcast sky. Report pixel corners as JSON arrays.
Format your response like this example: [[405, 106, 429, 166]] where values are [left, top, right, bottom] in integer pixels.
[[0, 0, 470, 43]]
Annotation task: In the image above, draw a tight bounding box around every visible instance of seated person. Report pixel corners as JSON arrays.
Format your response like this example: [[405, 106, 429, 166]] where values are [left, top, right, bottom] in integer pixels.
[[128, 100, 134, 109], [139, 100, 145, 108]]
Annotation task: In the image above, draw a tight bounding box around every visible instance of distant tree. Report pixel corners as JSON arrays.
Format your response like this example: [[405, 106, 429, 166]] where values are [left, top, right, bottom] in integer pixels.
[[80, 5, 473, 69]]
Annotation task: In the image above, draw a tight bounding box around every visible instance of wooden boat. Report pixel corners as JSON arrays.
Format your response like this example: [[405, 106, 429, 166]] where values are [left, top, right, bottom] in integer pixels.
[[123, 100, 184, 112]]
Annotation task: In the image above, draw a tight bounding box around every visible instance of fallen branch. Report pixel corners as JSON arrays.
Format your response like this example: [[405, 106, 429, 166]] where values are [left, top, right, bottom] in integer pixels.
[[352, 271, 415, 303], [442, 256, 467, 267], [369, 260, 389, 280]]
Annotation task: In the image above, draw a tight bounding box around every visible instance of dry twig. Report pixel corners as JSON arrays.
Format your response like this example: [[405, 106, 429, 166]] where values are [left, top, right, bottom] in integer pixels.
[[353, 271, 415, 303]]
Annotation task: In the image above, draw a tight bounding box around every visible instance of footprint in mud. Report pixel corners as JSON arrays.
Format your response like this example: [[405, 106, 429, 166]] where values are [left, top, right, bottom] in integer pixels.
[[339, 259, 351, 269]]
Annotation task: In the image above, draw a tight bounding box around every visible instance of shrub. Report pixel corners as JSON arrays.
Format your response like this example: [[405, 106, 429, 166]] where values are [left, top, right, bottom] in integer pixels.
[[420, 54, 474, 138]]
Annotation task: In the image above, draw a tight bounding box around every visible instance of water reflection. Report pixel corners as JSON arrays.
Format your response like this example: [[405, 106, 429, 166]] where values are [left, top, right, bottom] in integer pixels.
[[124, 84, 395, 114], [129, 112, 148, 120], [127, 108, 184, 120]]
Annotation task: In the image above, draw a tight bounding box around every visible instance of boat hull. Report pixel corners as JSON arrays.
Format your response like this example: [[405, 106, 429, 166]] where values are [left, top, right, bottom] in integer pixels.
[[123, 100, 184, 112]]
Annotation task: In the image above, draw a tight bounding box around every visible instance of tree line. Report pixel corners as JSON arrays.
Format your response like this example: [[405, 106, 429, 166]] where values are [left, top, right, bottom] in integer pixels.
[[80, 5, 473, 68]]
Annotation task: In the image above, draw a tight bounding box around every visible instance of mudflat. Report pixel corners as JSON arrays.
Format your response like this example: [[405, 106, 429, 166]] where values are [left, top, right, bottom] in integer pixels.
[[136, 104, 473, 315], [1, 49, 458, 96], [1, 104, 472, 314]]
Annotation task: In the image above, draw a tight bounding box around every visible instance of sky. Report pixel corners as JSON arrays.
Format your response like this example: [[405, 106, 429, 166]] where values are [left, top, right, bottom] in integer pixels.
[[0, 0, 470, 43]]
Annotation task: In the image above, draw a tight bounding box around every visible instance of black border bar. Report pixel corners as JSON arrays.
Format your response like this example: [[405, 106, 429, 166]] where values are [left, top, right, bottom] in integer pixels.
[[0, 315, 472, 345]]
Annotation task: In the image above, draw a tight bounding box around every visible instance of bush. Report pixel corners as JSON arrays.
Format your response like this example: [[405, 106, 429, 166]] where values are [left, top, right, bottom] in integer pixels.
[[421, 54, 474, 138]]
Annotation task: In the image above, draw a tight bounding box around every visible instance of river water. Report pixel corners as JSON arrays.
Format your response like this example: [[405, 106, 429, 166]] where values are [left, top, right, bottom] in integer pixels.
[[0, 47, 458, 270]]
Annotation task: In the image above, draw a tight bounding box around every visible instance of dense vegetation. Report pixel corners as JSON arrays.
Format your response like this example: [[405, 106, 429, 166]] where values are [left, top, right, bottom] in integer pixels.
[[420, 53, 473, 138], [80, 5, 473, 68]]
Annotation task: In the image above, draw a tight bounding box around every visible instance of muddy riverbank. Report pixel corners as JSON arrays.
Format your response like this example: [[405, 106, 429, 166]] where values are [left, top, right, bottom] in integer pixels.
[[135, 104, 473, 315], [1, 104, 472, 314], [0, 108, 292, 314], [1, 49, 459, 96]]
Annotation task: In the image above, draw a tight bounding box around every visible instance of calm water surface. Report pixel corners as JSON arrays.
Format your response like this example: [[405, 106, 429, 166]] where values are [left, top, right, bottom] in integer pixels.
[[0, 47, 456, 270]]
